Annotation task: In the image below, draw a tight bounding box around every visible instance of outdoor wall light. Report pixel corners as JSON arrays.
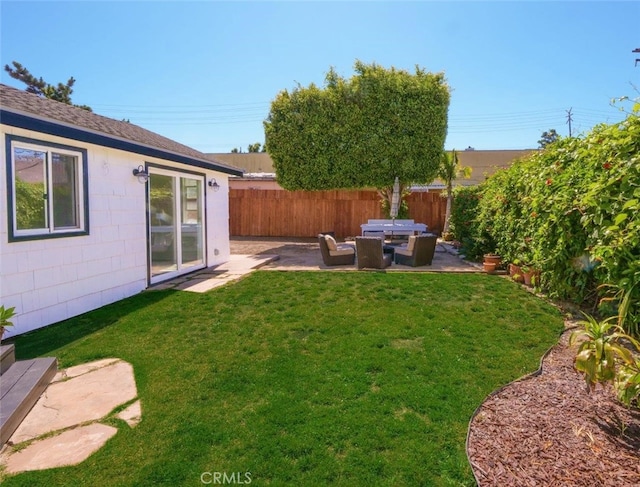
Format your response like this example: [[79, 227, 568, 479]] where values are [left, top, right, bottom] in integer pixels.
[[208, 178, 220, 192], [132, 165, 149, 183]]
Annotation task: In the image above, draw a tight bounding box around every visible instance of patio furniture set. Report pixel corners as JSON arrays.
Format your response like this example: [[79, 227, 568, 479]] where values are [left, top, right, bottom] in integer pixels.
[[318, 230, 438, 270]]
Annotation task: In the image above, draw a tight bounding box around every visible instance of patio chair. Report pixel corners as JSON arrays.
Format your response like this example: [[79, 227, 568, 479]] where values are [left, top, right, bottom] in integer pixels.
[[355, 236, 392, 270], [394, 234, 438, 267], [318, 234, 355, 266]]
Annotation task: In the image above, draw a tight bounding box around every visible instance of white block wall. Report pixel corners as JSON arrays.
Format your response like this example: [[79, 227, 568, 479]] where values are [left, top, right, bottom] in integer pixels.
[[1, 125, 231, 337]]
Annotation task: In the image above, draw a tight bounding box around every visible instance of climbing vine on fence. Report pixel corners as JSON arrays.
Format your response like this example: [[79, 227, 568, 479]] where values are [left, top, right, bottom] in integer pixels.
[[450, 108, 640, 335]]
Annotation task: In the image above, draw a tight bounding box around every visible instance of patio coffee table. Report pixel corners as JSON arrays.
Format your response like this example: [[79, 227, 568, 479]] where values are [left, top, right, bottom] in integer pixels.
[[383, 243, 399, 257]]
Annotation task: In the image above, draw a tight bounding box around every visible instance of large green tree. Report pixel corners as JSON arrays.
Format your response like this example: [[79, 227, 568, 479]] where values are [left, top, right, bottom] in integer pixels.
[[4, 61, 92, 111], [264, 61, 450, 208]]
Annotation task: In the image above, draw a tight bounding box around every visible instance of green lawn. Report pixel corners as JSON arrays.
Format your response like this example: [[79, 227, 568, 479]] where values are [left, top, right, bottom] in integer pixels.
[[4, 272, 564, 486]]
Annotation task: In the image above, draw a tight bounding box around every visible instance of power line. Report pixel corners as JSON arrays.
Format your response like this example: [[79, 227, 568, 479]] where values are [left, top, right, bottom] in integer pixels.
[[89, 100, 621, 127], [87, 101, 625, 142], [90, 100, 270, 109]]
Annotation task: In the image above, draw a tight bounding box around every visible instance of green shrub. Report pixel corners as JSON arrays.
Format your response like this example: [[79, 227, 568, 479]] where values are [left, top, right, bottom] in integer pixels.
[[448, 185, 483, 259], [465, 109, 640, 335], [579, 116, 640, 335], [570, 308, 640, 408]]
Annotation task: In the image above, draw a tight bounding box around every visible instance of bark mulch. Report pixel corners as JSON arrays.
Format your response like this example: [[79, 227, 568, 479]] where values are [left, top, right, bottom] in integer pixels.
[[467, 327, 640, 487]]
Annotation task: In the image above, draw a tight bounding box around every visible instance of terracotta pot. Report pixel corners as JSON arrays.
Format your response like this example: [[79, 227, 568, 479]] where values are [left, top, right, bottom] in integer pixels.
[[509, 264, 524, 283], [483, 254, 502, 266], [523, 269, 540, 287], [483, 262, 497, 274]]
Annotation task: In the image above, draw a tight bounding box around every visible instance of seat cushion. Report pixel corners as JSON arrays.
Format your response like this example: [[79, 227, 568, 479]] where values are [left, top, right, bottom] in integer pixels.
[[337, 243, 354, 251], [329, 248, 355, 257], [394, 248, 413, 257], [407, 235, 416, 252], [324, 234, 338, 251]]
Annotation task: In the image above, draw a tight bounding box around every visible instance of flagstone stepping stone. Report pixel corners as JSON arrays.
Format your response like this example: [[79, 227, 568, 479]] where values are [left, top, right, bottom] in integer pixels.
[[117, 400, 142, 427], [9, 359, 136, 444], [2, 423, 117, 473], [0, 358, 140, 476]]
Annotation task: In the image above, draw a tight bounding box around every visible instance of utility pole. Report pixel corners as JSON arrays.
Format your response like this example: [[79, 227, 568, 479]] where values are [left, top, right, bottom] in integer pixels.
[[634, 48, 640, 66], [566, 108, 573, 138]]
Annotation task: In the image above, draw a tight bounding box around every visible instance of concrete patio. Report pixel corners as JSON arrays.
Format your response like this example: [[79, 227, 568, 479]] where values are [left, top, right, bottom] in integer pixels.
[[152, 237, 481, 293]]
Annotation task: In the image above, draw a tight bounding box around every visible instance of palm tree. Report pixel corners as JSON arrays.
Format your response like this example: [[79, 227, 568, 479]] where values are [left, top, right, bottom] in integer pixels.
[[438, 150, 472, 236]]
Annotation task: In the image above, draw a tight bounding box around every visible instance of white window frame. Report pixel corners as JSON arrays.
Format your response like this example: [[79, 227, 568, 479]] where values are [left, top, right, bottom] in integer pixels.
[[7, 136, 89, 241]]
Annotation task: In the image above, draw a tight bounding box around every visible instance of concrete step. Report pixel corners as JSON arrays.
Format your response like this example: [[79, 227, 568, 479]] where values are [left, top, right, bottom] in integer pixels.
[[0, 357, 57, 445], [0, 344, 16, 375]]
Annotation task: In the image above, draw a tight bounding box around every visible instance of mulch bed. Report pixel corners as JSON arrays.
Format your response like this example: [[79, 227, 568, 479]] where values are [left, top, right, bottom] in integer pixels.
[[467, 327, 640, 487]]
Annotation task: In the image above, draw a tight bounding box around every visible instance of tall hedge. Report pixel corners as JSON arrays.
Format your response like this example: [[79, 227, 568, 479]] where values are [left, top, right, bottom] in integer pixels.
[[264, 61, 450, 191], [450, 110, 640, 332]]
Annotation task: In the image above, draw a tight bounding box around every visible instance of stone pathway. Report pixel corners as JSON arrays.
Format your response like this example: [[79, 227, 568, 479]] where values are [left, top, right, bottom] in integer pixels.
[[0, 359, 140, 475]]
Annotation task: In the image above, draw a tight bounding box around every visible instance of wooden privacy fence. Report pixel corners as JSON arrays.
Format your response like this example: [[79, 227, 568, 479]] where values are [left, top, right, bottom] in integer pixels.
[[229, 188, 447, 238]]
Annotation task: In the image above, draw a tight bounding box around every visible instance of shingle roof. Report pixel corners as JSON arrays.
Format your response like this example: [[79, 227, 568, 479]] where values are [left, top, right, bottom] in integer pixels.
[[0, 83, 242, 176]]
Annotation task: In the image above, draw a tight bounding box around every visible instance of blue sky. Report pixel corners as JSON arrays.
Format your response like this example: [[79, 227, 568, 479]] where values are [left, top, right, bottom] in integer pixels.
[[1, 1, 638, 153]]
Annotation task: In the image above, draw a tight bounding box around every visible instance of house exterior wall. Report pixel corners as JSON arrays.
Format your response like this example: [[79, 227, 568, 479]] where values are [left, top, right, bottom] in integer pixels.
[[1, 124, 230, 337]]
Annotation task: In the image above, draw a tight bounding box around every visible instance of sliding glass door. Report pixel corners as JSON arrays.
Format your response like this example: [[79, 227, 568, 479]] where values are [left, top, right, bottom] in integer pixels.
[[148, 168, 205, 284]]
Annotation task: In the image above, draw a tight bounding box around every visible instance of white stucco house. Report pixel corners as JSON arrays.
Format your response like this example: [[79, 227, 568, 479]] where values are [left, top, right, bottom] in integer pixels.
[[0, 84, 242, 337]]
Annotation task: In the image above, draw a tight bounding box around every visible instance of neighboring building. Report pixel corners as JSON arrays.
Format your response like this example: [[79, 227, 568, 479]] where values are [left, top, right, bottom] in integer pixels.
[[454, 148, 537, 185], [1, 84, 242, 337], [208, 149, 537, 191], [207, 153, 279, 190]]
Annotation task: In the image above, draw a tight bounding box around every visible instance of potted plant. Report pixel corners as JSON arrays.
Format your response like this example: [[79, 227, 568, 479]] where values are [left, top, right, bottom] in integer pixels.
[[483, 253, 502, 266], [0, 305, 16, 342], [508, 257, 529, 283], [483, 261, 497, 274], [521, 264, 540, 287]]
